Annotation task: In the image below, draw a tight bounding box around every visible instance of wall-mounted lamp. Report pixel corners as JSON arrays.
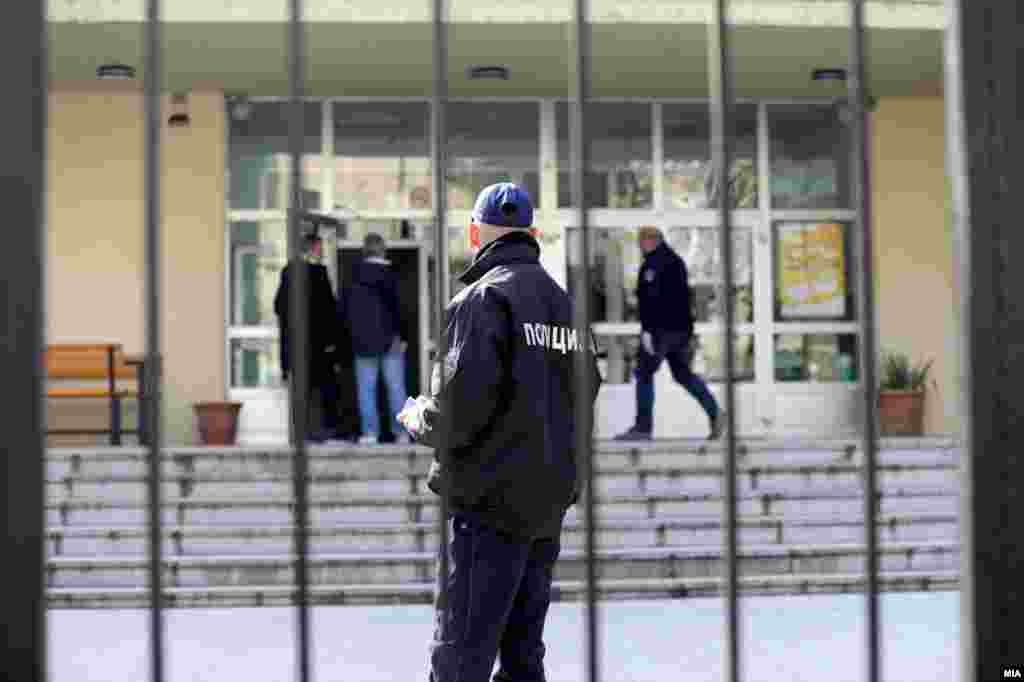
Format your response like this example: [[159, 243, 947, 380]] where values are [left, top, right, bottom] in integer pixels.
[[96, 63, 136, 81], [167, 92, 191, 127]]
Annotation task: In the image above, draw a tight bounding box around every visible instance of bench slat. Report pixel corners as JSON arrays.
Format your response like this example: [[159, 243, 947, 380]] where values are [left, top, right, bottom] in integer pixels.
[[47, 388, 138, 398]]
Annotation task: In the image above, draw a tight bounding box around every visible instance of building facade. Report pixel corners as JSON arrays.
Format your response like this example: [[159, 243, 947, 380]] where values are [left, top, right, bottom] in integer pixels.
[[45, 0, 955, 444]]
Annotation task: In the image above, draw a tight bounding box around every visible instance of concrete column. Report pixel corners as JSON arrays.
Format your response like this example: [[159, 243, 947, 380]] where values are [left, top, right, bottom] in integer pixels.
[[945, 1, 1024, 680], [0, 3, 47, 681]]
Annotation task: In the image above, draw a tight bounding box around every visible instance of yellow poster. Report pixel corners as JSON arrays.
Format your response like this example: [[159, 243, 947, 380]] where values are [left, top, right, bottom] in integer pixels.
[[777, 222, 846, 318]]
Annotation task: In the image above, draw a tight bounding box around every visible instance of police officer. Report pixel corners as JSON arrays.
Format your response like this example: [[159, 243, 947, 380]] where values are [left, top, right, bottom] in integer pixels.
[[404, 182, 602, 682], [615, 225, 724, 441]]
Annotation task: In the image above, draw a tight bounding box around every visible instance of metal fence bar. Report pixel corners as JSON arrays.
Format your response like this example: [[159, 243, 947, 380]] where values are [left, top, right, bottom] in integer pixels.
[[569, 2, 599, 681], [287, 1, 313, 681], [430, 0, 452, 629], [942, 1, 977, 678], [0, 2, 47, 680], [143, 2, 166, 681], [707, 2, 740, 681], [847, 3, 881, 682]]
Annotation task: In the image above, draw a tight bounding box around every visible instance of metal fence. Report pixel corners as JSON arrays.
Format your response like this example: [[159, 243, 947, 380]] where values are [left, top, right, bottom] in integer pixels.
[[2, 0, 990, 680]]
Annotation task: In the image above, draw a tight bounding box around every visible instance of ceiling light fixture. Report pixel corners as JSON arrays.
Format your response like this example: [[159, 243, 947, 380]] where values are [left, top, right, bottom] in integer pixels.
[[96, 63, 136, 80], [467, 65, 510, 81], [811, 68, 847, 82]]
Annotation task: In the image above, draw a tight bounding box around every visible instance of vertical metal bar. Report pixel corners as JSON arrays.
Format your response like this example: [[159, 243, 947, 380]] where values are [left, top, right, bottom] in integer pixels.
[[430, 0, 451, 629], [143, 1, 166, 681], [287, 2, 313, 681], [0, 2, 47, 679], [570, 2, 599, 681], [848, 3, 881, 682], [707, 2, 740, 681], [942, 1, 977, 678]]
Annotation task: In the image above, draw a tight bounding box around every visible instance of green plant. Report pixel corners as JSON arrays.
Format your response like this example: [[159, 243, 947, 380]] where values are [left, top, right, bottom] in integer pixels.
[[879, 350, 934, 391]]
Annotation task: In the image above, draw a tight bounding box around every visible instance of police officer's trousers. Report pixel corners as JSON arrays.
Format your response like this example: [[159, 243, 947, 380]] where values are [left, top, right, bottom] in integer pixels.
[[429, 513, 560, 682]]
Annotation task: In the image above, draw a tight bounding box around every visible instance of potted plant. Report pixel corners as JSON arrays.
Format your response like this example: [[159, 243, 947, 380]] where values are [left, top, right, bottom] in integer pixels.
[[192, 400, 244, 445], [878, 350, 934, 436]]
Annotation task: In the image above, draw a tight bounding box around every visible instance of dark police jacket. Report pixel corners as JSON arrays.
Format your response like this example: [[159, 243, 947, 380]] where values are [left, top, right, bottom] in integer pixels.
[[637, 241, 694, 337], [419, 232, 603, 540]]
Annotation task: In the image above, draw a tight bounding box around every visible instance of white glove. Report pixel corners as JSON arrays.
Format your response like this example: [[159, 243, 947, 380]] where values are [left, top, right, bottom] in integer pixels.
[[641, 331, 654, 356]]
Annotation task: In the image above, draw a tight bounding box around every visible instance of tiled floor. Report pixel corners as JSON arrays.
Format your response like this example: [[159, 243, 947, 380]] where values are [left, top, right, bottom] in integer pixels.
[[50, 592, 958, 682]]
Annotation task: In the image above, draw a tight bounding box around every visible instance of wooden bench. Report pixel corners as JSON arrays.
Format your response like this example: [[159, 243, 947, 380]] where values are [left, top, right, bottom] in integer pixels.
[[46, 343, 141, 445]]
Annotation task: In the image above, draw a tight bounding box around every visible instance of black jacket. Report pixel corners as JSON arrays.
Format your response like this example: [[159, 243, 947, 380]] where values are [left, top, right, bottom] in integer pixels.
[[342, 257, 402, 356], [420, 232, 603, 540], [637, 241, 694, 336], [273, 259, 338, 376]]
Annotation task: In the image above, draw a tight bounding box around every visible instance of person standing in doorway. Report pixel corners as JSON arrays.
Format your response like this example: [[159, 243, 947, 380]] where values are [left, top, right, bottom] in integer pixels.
[[615, 225, 724, 441], [343, 232, 409, 445], [401, 182, 602, 682], [273, 232, 343, 443]]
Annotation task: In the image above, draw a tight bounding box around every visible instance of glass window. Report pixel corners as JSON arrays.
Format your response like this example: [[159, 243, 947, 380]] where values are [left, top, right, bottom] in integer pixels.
[[773, 221, 855, 322], [665, 226, 753, 324], [558, 102, 653, 208], [447, 102, 540, 211], [663, 103, 758, 209], [775, 333, 859, 383], [769, 104, 851, 209], [594, 333, 754, 384], [229, 220, 287, 327], [565, 226, 753, 325], [333, 103, 431, 212], [228, 101, 323, 211], [230, 338, 282, 388]]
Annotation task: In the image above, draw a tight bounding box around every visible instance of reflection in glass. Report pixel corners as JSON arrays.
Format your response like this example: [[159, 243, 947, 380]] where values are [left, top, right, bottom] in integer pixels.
[[774, 333, 859, 382], [447, 103, 540, 210], [230, 338, 282, 388], [769, 104, 851, 209], [595, 333, 754, 384], [230, 220, 287, 327], [557, 102, 653, 208], [333, 103, 431, 211], [665, 227, 753, 324], [228, 101, 323, 210], [566, 227, 753, 325], [663, 103, 758, 208]]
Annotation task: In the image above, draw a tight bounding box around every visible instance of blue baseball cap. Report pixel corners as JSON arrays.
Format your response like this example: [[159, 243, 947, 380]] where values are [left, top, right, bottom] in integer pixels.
[[471, 182, 534, 228]]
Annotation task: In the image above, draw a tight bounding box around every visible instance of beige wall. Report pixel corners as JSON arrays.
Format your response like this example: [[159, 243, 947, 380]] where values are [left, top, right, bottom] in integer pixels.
[[47, 90, 226, 444], [871, 96, 958, 436]]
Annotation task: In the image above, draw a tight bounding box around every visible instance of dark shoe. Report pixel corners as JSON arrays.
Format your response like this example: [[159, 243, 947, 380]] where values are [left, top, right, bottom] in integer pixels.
[[708, 410, 727, 440], [613, 427, 652, 441], [307, 427, 337, 443]]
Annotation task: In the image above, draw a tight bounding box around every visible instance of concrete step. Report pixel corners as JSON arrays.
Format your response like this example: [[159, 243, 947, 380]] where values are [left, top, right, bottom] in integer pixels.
[[44, 439, 959, 481], [46, 541, 958, 589], [46, 487, 958, 527], [45, 459, 958, 502], [46, 512, 958, 557], [46, 570, 959, 609]]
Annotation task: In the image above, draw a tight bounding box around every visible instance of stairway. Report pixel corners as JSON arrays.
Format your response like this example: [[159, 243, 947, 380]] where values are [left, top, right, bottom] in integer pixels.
[[44, 437, 961, 608]]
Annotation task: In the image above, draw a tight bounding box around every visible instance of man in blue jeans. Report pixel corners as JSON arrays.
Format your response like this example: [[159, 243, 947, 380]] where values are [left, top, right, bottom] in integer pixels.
[[343, 232, 409, 445], [615, 225, 724, 441]]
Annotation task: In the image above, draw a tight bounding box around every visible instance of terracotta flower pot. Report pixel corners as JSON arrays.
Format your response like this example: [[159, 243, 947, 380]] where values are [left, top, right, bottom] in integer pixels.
[[193, 401, 243, 445], [878, 390, 924, 436]]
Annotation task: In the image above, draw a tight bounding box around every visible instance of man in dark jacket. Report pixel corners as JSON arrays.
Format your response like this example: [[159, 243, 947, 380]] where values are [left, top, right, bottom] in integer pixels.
[[273, 233, 342, 443], [403, 182, 601, 682], [615, 225, 724, 441], [341, 232, 409, 445]]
